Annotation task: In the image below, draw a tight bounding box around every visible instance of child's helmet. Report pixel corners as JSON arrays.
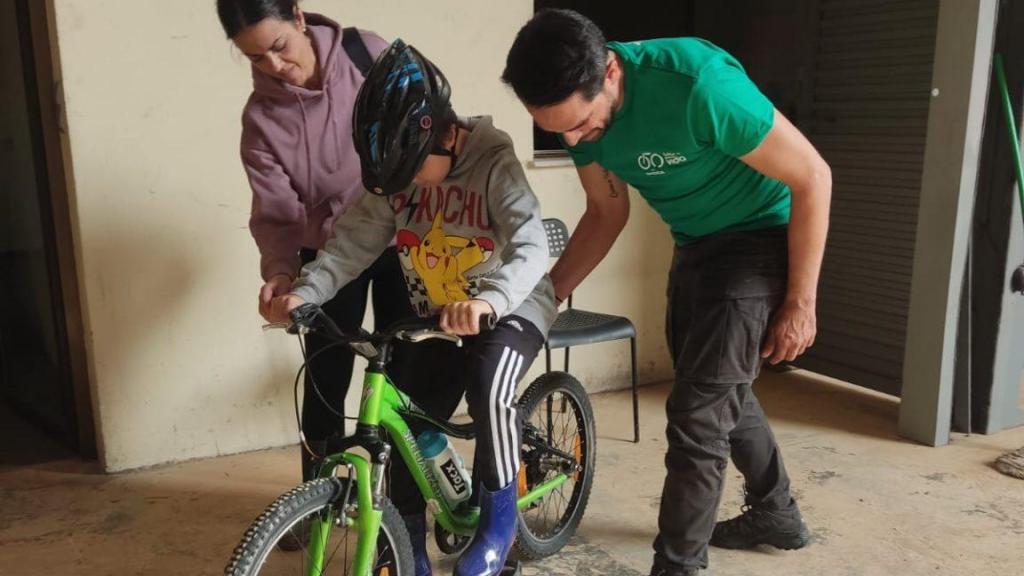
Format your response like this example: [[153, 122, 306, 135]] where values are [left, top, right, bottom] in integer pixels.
[[353, 39, 454, 196]]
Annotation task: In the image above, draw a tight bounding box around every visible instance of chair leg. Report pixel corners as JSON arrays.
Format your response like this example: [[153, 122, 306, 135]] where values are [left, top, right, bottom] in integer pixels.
[[630, 337, 639, 443]]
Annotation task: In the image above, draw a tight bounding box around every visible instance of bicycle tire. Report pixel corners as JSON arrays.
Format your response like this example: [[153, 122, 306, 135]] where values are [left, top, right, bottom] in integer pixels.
[[513, 371, 596, 560], [225, 477, 413, 576]]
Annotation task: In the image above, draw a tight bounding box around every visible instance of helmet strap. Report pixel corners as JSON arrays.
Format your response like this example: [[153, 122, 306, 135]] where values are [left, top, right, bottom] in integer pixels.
[[431, 127, 460, 178]]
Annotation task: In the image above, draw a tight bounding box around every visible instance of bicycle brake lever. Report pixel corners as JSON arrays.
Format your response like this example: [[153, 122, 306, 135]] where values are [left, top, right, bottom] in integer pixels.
[[398, 329, 463, 347], [262, 322, 309, 335]]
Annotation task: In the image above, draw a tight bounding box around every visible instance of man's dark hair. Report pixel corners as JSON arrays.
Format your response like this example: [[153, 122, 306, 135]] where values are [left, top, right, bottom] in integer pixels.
[[502, 9, 607, 108], [216, 0, 297, 38]]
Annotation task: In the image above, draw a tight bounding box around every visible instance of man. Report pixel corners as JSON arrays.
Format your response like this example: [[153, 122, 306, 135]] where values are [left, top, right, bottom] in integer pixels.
[[502, 9, 831, 576]]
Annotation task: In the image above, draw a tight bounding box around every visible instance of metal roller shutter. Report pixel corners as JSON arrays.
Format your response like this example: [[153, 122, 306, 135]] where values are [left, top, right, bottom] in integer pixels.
[[794, 0, 940, 396]]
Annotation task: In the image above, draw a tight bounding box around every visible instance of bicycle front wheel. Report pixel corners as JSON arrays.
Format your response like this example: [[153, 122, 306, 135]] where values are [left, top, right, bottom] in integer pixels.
[[225, 477, 413, 576]]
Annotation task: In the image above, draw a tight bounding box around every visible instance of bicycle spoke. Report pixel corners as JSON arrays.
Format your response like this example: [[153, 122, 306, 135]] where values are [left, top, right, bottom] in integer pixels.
[[321, 521, 351, 575], [253, 509, 374, 576]]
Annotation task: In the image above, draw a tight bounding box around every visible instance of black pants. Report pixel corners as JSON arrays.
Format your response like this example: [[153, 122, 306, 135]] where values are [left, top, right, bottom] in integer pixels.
[[388, 316, 545, 516], [654, 226, 797, 570], [299, 247, 416, 480]]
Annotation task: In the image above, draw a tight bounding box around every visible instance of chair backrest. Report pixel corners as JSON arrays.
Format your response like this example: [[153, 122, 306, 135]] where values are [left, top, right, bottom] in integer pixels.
[[543, 218, 569, 258]]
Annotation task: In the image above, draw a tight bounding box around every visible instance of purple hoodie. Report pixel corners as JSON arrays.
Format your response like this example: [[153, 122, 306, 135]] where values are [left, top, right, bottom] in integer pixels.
[[240, 13, 389, 281]]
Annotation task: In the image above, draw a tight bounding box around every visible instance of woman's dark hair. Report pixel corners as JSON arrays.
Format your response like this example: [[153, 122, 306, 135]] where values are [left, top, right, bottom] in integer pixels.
[[216, 0, 297, 38], [502, 9, 607, 108]]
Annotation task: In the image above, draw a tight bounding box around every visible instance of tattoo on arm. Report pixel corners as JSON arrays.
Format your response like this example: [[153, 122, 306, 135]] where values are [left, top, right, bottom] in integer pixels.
[[603, 168, 620, 198]]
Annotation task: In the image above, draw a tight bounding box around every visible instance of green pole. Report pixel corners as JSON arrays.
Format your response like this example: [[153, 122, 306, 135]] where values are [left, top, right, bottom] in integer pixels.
[[994, 53, 1024, 227]]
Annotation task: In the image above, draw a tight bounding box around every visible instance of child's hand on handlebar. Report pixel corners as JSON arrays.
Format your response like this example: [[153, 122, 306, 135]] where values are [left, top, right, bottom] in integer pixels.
[[440, 300, 495, 336], [268, 294, 306, 324]]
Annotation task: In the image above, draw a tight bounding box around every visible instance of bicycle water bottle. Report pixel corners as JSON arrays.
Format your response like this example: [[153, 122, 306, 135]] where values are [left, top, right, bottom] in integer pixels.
[[417, 430, 472, 508]]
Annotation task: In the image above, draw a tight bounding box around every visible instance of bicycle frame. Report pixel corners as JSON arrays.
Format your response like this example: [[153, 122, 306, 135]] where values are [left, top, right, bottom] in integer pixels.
[[307, 365, 570, 576]]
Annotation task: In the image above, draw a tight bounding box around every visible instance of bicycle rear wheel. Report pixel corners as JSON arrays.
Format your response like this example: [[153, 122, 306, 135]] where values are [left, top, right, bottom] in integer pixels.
[[513, 371, 596, 560], [225, 477, 413, 576]]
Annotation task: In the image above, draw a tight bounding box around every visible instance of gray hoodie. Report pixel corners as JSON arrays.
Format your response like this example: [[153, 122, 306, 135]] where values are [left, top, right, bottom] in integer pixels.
[[291, 117, 557, 336]]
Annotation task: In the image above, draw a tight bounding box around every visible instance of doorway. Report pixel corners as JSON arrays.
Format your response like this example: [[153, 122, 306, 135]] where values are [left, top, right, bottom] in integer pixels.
[[0, 0, 94, 464]]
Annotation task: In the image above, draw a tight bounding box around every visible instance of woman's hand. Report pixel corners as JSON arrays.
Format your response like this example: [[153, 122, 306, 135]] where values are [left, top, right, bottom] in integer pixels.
[[259, 274, 293, 321], [267, 294, 306, 324], [440, 300, 496, 336]]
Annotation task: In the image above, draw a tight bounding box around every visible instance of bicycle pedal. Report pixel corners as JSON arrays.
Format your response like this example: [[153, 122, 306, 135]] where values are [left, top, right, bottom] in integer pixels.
[[499, 559, 522, 576]]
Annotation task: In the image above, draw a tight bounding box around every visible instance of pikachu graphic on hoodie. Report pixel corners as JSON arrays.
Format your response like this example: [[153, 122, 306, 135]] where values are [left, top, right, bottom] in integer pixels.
[[396, 211, 495, 306], [290, 116, 557, 335]]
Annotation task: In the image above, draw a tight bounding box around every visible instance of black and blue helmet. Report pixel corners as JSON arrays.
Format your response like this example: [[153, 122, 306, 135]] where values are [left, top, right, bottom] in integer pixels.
[[353, 39, 454, 196]]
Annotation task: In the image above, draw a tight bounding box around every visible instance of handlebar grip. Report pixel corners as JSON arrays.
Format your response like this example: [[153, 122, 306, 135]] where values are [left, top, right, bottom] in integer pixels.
[[289, 302, 321, 327], [479, 313, 498, 332]]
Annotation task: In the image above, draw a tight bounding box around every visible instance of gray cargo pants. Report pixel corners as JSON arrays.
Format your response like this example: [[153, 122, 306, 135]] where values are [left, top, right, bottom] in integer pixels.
[[654, 226, 799, 570]]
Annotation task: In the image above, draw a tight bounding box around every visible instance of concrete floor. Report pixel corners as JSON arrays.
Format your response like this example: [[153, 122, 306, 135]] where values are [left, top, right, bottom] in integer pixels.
[[2, 369, 1023, 576]]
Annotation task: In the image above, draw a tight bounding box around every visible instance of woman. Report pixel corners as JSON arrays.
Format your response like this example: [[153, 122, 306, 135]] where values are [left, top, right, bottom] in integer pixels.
[[216, 1, 414, 487]]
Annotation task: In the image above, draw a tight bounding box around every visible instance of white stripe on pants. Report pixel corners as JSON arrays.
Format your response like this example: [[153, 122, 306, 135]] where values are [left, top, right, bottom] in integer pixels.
[[489, 347, 522, 487]]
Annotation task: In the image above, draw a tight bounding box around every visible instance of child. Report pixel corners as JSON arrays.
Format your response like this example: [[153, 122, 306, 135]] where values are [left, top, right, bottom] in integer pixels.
[[270, 39, 556, 576]]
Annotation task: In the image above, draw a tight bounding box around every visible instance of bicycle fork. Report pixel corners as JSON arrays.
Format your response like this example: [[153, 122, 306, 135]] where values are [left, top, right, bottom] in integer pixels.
[[307, 446, 391, 576]]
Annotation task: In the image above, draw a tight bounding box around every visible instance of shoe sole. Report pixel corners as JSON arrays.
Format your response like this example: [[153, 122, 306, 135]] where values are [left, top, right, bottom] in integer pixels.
[[712, 525, 810, 551]]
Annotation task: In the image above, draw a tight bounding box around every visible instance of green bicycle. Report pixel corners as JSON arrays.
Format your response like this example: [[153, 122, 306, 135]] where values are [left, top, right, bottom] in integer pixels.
[[225, 303, 596, 576]]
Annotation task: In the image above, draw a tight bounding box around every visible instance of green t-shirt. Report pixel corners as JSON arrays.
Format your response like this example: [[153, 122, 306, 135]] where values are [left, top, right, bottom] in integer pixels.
[[566, 38, 790, 244]]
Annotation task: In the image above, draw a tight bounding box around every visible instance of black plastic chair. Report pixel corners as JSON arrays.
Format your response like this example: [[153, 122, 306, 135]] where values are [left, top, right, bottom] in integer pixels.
[[542, 218, 639, 443]]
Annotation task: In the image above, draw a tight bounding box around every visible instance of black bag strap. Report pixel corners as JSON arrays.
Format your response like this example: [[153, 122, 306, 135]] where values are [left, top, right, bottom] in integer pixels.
[[341, 27, 374, 78]]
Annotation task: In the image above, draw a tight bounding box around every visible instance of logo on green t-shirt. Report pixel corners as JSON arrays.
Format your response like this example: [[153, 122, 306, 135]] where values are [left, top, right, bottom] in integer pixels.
[[636, 151, 687, 174]]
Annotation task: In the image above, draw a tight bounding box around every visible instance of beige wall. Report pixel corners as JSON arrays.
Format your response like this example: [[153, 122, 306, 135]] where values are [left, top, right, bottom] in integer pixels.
[[53, 0, 674, 472]]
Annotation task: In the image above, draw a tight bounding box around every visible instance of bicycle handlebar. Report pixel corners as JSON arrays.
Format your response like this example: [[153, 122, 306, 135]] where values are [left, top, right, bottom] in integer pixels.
[[269, 303, 497, 346], [392, 311, 496, 346]]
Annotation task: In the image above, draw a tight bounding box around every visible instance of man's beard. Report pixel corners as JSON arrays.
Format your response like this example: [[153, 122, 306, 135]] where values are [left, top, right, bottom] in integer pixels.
[[582, 110, 613, 142]]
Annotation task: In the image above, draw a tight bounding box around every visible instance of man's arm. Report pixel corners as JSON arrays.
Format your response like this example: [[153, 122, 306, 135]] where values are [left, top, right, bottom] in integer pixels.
[[548, 162, 631, 302], [740, 109, 832, 364]]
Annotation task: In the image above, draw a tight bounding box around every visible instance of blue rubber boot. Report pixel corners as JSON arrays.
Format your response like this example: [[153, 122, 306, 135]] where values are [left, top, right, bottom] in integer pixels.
[[402, 514, 433, 576], [454, 482, 518, 576]]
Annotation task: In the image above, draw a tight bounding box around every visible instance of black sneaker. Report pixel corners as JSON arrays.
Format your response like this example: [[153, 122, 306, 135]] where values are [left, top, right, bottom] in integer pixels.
[[710, 504, 810, 550]]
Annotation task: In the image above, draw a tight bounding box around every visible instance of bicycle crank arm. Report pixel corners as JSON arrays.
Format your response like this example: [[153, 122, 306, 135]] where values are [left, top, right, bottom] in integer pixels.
[[523, 429, 578, 465]]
